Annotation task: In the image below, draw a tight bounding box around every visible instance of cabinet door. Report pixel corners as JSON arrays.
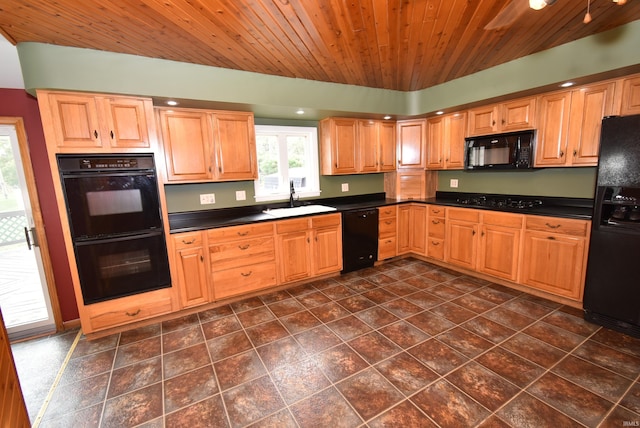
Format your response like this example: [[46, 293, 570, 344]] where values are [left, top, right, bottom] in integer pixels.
[[212, 112, 257, 180], [620, 76, 640, 116], [567, 82, 616, 166], [159, 109, 213, 181], [277, 231, 311, 283], [397, 205, 411, 254], [477, 224, 521, 281], [410, 204, 427, 255], [378, 121, 397, 171], [535, 91, 572, 167], [174, 233, 210, 308], [358, 120, 379, 172], [101, 97, 152, 148], [313, 226, 343, 275], [46, 92, 102, 149], [445, 112, 467, 169], [467, 105, 499, 136], [446, 219, 478, 270], [397, 119, 426, 169], [520, 231, 585, 300], [426, 116, 445, 169], [500, 97, 536, 132]]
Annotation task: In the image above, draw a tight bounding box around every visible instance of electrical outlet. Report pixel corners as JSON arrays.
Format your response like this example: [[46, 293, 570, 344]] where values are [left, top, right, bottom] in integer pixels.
[[341, 183, 349, 192], [235, 190, 246, 201], [450, 179, 459, 188], [199, 193, 216, 204]]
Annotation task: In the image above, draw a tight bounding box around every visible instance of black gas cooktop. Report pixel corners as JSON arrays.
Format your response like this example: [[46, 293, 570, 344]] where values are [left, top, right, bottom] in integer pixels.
[[455, 195, 544, 210]]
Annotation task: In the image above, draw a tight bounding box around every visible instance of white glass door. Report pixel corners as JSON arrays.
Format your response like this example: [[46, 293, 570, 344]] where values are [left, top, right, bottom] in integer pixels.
[[0, 124, 55, 340]]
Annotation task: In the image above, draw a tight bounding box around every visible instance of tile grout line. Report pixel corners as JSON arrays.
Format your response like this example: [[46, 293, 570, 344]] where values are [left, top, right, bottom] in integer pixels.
[[31, 328, 83, 428]]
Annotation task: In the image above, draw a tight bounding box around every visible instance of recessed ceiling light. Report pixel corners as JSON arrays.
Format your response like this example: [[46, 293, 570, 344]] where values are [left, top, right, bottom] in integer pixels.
[[560, 82, 575, 88], [383, 115, 392, 120], [436, 111, 444, 115], [166, 100, 178, 106]]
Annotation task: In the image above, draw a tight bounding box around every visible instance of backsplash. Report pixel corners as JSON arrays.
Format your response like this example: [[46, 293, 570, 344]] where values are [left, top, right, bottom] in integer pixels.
[[163, 173, 385, 213], [437, 167, 597, 199]]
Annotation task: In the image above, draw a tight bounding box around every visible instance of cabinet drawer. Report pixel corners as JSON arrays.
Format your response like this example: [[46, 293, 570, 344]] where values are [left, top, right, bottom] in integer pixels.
[[379, 217, 397, 238], [448, 207, 480, 222], [378, 237, 397, 260], [208, 222, 274, 241], [311, 213, 341, 229], [428, 205, 445, 217], [525, 216, 589, 237], [209, 236, 275, 270], [378, 206, 397, 219], [483, 211, 523, 229], [87, 288, 173, 332], [173, 232, 203, 249], [427, 238, 445, 260], [276, 217, 309, 234], [428, 217, 445, 238], [213, 262, 277, 300]]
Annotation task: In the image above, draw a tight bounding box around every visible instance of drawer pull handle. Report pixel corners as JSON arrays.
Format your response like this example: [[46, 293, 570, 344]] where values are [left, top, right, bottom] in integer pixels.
[[431, 241, 440, 246], [545, 223, 561, 229], [238, 244, 250, 250], [432, 209, 441, 214], [241, 270, 253, 277], [547, 236, 556, 240], [385, 220, 393, 225], [432, 219, 440, 224], [126, 309, 141, 317], [238, 231, 249, 236], [182, 239, 196, 244]]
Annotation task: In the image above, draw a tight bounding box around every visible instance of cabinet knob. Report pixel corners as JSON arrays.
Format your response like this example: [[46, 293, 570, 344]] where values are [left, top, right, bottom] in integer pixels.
[[573, 149, 577, 157], [110, 130, 114, 139], [94, 130, 99, 139], [560, 150, 565, 157], [200, 255, 204, 262]]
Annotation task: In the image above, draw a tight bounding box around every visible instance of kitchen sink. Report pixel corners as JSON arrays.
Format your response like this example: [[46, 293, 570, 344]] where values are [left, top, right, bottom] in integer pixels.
[[262, 204, 337, 218]]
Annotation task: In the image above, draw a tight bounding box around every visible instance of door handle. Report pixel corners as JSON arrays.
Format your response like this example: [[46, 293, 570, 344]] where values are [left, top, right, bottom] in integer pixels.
[[24, 227, 39, 250]]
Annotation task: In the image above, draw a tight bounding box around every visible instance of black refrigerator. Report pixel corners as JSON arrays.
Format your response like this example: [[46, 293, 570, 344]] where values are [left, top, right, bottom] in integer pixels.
[[583, 114, 640, 338]]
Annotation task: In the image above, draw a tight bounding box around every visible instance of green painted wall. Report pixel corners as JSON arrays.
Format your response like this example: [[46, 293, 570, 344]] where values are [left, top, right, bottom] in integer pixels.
[[164, 174, 384, 213], [438, 168, 597, 198]]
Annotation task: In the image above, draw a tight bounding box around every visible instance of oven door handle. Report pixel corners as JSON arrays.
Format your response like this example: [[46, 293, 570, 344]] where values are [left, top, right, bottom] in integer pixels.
[[74, 230, 163, 245]]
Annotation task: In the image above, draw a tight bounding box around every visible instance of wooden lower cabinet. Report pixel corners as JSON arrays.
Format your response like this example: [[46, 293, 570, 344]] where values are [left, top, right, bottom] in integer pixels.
[[208, 222, 277, 300], [477, 212, 523, 282], [173, 231, 210, 308], [519, 216, 590, 300], [397, 204, 426, 255], [378, 206, 397, 260], [427, 205, 446, 261], [276, 214, 342, 283], [445, 208, 480, 270]]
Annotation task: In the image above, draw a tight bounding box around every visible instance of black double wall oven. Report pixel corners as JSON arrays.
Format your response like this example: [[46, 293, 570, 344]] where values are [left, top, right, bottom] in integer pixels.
[[58, 154, 171, 305]]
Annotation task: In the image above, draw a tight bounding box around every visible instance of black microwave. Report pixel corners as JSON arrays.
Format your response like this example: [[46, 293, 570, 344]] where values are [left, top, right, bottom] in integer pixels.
[[464, 130, 535, 170]]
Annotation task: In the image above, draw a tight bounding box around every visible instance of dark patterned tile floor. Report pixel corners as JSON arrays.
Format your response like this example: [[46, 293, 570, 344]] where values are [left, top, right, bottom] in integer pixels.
[[12, 258, 640, 427]]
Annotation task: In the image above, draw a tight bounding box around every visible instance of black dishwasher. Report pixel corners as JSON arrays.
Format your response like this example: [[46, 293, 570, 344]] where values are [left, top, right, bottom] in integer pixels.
[[341, 208, 379, 273]]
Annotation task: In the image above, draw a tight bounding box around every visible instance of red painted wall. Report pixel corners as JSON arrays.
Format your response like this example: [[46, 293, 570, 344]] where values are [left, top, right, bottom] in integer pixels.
[[0, 88, 79, 322]]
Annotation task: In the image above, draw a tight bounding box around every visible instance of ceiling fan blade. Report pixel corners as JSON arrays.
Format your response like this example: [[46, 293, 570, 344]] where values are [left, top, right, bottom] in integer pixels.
[[484, 0, 531, 30]]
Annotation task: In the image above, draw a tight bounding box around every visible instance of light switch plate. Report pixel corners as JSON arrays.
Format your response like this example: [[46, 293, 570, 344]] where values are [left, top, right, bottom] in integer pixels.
[[341, 183, 349, 192], [235, 190, 246, 201], [450, 179, 459, 188], [200, 193, 216, 204]]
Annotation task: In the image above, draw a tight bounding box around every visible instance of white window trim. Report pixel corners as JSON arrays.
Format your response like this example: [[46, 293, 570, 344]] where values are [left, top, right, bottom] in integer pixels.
[[253, 125, 321, 203]]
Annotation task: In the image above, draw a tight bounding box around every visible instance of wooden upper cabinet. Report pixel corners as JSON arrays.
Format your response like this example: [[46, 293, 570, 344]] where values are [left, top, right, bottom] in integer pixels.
[[39, 90, 154, 151], [159, 108, 257, 182], [358, 120, 379, 172], [467, 97, 536, 136], [426, 112, 467, 170], [378, 121, 397, 171], [535, 91, 572, 167], [567, 82, 617, 166], [620, 76, 640, 116], [536, 82, 616, 167], [159, 109, 213, 181], [320, 118, 396, 175], [212, 112, 257, 180], [397, 119, 426, 169]]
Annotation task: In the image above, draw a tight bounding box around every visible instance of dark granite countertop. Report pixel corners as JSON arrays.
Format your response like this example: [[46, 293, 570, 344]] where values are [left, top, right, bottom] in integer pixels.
[[168, 191, 593, 233]]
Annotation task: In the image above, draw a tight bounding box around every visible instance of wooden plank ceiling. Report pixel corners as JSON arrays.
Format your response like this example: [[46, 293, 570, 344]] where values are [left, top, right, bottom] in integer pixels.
[[1, 0, 639, 91]]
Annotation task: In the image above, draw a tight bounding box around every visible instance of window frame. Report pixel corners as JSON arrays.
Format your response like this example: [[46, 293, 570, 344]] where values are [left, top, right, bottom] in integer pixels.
[[253, 124, 321, 203]]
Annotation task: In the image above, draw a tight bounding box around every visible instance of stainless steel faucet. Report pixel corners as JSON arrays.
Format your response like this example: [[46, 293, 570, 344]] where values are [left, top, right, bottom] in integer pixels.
[[289, 180, 296, 207]]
